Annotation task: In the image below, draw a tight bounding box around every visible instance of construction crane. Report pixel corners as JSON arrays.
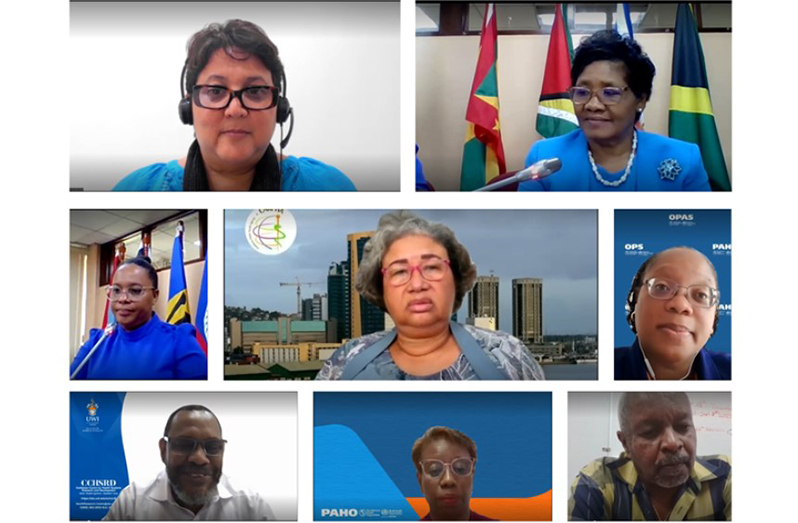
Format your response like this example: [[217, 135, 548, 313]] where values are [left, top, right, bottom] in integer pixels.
[[279, 277, 324, 314]]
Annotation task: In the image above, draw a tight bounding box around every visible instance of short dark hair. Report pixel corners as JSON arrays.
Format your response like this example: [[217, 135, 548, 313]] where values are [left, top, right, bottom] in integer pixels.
[[163, 405, 222, 437], [571, 29, 656, 103], [117, 256, 158, 289], [411, 426, 477, 474], [625, 247, 719, 334], [618, 392, 691, 435], [184, 19, 285, 96]]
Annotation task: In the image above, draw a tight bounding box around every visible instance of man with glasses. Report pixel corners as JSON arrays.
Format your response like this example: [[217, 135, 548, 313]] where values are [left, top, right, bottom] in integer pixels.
[[569, 392, 731, 521], [105, 405, 275, 520], [411, 426, 494, 521]]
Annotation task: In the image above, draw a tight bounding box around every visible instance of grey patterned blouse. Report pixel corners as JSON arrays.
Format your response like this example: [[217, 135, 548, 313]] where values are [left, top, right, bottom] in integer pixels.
[[315, 325, 545, 380]]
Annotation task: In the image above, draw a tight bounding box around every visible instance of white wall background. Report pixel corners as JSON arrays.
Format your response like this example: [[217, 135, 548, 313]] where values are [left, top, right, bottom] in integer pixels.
[[70, 2, 400, 191], [120, 392, 297, 520], [416, 32, 731, 190], [567, 392, 731, 487]]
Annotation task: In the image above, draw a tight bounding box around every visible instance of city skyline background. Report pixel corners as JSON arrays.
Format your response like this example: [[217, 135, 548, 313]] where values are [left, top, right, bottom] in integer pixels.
[[225, 210, 597, 335]]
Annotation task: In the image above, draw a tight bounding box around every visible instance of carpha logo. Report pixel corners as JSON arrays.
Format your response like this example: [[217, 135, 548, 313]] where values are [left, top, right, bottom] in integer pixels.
[[712, 244, 731, 250], [625, 243, 644, 250], [321, 508, 358, 518], [669, 213, 694, 221]]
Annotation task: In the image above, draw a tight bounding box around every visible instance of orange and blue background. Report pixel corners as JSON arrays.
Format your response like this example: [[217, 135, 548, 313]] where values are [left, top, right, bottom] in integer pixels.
[[314, 392, 551, 520]]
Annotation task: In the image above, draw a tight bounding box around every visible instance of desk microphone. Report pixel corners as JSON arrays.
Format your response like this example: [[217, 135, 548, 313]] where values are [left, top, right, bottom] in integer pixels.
[[70, 324, 116, 380], [474, 158, 562, 191]]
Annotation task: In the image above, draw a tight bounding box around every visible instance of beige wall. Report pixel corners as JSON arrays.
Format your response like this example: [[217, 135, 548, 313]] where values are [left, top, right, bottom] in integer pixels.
[[416, 33, 731, 190], [76, 248, 205, 353]]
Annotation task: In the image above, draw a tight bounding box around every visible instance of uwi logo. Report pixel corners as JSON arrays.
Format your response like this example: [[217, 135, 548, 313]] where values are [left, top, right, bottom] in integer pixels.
[[321, 508, 358, 518], [86, 399, 99, 423]]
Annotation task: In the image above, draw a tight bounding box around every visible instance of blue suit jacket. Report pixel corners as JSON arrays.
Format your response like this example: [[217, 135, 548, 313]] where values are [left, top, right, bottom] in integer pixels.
[[519, 129, 711, 191], [615, 338, 731, 380]]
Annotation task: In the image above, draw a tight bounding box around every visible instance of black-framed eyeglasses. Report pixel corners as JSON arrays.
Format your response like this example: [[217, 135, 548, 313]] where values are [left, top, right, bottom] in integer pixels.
[[644, 278, 720, 309], [191, 85, 279, 110], [568, 86, 630, 106], [106, 285, 156, 302], [419, 458, 475, 478], [163, 436, 227, 456]]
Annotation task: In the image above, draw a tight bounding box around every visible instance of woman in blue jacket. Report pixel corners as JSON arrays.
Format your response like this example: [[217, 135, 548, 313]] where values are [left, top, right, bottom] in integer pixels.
[[521, 30, 711, 191], [70, 257, 207, 380]]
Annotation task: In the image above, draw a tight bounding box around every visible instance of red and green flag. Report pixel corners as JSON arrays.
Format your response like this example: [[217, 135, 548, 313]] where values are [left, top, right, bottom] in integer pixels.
[[536, 3, 578, 139], [461, 3, 506, 191], [669, 3, 730, 191]]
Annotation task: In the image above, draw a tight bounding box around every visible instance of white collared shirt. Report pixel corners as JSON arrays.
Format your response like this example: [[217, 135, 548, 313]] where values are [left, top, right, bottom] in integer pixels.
[[103, 470, 276, 520]]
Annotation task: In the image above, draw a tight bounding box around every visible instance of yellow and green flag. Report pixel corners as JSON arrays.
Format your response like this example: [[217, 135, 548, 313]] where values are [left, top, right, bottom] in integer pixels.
[[536, 4, 578, 139], [669, 3, 730, 191], [461, 3, 506, 191]]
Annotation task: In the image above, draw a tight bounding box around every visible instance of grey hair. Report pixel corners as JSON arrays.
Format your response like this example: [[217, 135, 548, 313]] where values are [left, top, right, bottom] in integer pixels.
[[617, 392, 691, 435], [355, 211, 477, 312]]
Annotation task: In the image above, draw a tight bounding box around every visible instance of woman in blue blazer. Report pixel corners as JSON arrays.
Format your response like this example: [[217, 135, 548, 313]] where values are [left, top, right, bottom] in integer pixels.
[[520, 30, 711, 192]]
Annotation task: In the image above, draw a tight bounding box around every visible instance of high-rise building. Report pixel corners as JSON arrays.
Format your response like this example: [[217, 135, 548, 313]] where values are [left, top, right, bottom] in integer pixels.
[[302, 293, 327, 321], [328, 261, 350, 341], [468, 275, 500, 329], [512, 278, 543, 344], [347, 231, 384, 337]]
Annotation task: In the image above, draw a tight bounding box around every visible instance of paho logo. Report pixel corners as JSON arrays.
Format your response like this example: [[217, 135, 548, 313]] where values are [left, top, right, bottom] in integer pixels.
[[321, 508, 358, 518], [669, 213, 694, 221], [625, 243, 644, 250], [712, 244, 731, 250]]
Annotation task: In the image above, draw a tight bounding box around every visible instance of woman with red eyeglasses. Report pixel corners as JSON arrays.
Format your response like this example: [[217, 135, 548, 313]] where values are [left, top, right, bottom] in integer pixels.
[[316, 211, 544, 380]]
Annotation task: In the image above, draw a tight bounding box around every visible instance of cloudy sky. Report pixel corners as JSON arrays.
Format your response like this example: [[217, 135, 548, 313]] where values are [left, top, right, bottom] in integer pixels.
[[225, 210, 597, 335]]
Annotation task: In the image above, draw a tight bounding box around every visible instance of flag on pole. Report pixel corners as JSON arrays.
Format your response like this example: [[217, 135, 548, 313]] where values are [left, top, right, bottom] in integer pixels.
[[460, 3, 506, 191], [101, 244, 125, 329], [195, 255, 208, 354], [614, 3, 635, 37], [669, 3, 730, 191], [166, 222, 192, 325], [536, 4, 578, 139]]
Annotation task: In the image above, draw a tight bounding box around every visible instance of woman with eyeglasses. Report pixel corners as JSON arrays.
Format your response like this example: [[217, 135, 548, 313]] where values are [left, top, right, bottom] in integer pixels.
[[616, 247, 730, 380], [69, 257, 207, 380], [113, 19, 355, 191], [412, 426, 494, 521], [520, 30, 711, 191], [316, 211, 544, 380]]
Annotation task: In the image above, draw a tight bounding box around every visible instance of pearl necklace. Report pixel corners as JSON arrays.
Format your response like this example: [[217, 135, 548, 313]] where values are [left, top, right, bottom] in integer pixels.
[[588, 131, 637, 187]]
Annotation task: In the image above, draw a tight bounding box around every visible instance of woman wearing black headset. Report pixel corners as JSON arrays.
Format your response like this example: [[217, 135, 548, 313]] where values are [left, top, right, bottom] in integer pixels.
[[114, 19, 355, 191], [615, 246, 730, 380]]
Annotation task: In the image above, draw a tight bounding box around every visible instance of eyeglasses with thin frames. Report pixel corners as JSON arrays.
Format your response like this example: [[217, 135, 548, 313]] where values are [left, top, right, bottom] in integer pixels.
[[644, 277, 719, 308], [381, 257, 451, 287], [568, 85, 630, 106], [106, 285, 156, 302], [419, 458, 475, 478]]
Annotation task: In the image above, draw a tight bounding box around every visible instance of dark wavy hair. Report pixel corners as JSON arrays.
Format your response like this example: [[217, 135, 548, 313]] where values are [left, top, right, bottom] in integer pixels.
[[571, 29, 656, 107], [184, 19, 284, 95], [117, 256, 158, 289]]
